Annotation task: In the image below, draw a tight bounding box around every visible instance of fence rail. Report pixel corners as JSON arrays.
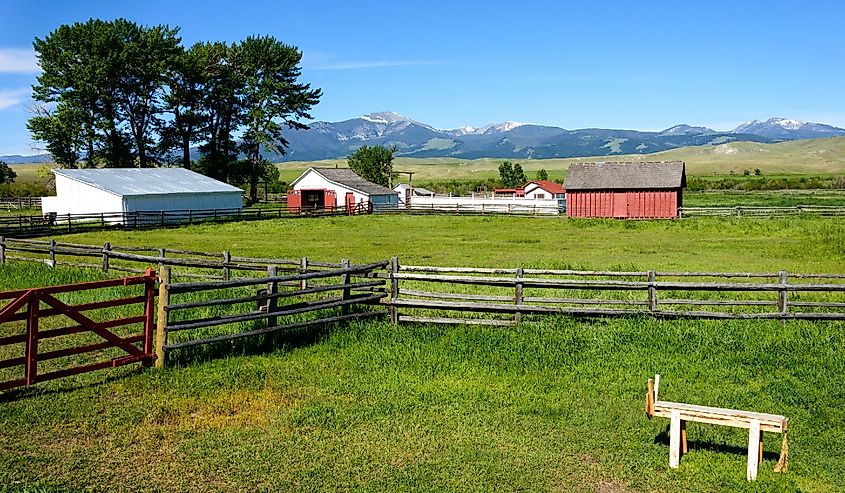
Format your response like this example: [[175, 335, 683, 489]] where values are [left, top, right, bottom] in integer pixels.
[[679, 205, 845, 218], [0, 197, 41, 209], [384, 260, 845, 324]]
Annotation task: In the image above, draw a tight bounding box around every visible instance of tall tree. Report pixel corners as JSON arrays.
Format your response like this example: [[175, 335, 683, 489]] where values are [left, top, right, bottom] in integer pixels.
[[535, 168, 549, 181], [235, 36, 321, 203], [0, 161, 16, 184], [27, 104, 84, 167], [348, 146, 396, 187], [498, 160, 526, 188], [159, 43, 207, 168]]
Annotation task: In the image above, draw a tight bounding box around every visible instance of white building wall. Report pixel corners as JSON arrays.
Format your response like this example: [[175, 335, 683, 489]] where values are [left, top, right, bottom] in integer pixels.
[[124, 192, 243, 212], [41, 176, 123, 216]]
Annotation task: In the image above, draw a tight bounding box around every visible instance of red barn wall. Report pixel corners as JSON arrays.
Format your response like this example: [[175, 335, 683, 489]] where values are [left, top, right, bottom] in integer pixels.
[[566, 190, 679, 219]]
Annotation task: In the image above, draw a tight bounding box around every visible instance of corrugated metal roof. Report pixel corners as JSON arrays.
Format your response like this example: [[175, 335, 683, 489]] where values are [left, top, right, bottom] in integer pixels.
[[564, 161, 685, 190], [53, 168, 244, 196], [297, 168, 398, 196]]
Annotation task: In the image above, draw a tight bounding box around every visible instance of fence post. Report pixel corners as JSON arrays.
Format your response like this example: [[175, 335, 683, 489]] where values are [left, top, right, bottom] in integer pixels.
[[160, 210, 165, 227], [142, 268, 156, 365], [48, 239, 56, 268], [515, 267, 524, 324], [25, 291, 39, 385], [390, 256, 399, 324], [341, 259, 351, 315], [155, 266, 171, 369], [778, 270, 788, 317], [0, 236, 5, 264], [736, 206, 741, 218], [158, 248, 166, 274], [222, 250, 231, 280], [66, 213, 72, 233], [300, 257, 309, 290], [266, 265, 278, 328], [102, 242, 111, 273], [648, 270, 657, 313]]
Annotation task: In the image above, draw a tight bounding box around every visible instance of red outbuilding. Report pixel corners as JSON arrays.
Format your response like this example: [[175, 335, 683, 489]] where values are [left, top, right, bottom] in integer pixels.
[[564, 161, 685, 219]]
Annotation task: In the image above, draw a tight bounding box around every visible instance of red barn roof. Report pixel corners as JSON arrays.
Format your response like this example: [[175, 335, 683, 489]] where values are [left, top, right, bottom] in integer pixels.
[[524, 180, 566, 194]]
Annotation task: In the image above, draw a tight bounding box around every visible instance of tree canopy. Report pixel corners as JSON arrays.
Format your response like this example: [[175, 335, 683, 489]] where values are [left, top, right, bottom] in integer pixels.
[[347, 146, 396, 187], [29, 19, 320, 199], [498, 161, 526, 188], [535, 168, 549, 181], [0, 161, 17, 184]]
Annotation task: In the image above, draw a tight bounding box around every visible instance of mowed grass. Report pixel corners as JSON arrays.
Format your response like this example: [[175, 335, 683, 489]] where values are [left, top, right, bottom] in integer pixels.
[[1, 215, 844, 492], [55, 214, 845, 273]]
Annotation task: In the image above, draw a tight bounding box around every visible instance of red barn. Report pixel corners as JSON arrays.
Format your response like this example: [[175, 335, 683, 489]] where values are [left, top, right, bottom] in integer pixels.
[[564, 161, 685, 219]]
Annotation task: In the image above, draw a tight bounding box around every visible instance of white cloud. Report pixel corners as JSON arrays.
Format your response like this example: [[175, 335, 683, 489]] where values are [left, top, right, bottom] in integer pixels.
[[0, 88, 30, 110], [0, 48, 39, 73]]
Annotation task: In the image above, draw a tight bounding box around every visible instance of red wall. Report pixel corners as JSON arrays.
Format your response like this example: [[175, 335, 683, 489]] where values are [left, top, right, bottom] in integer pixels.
[[566, 190, 679, 219]]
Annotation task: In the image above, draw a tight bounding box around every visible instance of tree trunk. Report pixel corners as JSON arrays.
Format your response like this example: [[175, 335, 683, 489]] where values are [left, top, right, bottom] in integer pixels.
[[249, 148, 259, 205], [181, 133, 191, 169]]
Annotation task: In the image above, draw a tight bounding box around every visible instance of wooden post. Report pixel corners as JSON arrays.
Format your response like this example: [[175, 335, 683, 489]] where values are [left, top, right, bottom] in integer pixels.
[[25, 292, 39, 385], [681, 420, 688, 455], [155, 266, 171, 369], [341, 259, 351, 315], [736, 206, 741, 218], [515, 267, 524, 324], [778, 270, 788, 316], [142, 268, 156, 365], [390, 256, 399, 324], [747, 420, 761, 481], [669, 410, 681, 468], [66, 213, 71, 233], [48, 239, 56, 268], [0, 236, 5, 264], [158, 247, 166, 275], [222, 251, 231, 280], [648, 270, 657, 312], [102, 242, 111, 273], [300, 257, 309, 290], [646, 378, 655, 416], [266, 265, 278, 328]]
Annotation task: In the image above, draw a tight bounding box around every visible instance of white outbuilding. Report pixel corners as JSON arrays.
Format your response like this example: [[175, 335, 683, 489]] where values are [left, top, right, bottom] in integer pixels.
[[41, 168, 243, 222], [288, 167, 399, 212]]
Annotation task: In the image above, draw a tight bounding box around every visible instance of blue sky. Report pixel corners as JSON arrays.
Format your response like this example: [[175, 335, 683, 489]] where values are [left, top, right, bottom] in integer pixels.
[[1, 0, 843, 155]]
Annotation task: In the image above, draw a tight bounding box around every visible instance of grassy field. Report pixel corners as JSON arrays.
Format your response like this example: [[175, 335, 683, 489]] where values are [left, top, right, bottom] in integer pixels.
[[1, 215, 844, 492]]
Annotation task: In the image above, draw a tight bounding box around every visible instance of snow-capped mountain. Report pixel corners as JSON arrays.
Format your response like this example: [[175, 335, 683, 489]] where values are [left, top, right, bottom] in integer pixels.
[[658, 124, 716, 136], [732, 118, 845, 140], [447, 121, 528, 136]]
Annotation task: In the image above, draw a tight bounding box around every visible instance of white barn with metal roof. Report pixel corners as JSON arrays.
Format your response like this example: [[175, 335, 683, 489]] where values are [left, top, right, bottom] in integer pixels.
[[41, 168, 243, 221], [288, 167, 398, 212]]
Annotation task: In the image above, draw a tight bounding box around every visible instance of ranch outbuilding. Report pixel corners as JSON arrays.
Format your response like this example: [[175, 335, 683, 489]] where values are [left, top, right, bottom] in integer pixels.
[[41, 168, 243, 222], [564, 161, 685, 219], [288, 167, 399, 212]]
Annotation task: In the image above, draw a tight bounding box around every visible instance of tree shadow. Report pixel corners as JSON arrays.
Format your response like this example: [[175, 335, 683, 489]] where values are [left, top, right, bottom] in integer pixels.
[[653, 424, 780, 461]]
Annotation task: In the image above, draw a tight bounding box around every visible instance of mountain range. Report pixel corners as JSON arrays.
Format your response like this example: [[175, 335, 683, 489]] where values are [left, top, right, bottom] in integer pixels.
[[4, 114, 845, 163]]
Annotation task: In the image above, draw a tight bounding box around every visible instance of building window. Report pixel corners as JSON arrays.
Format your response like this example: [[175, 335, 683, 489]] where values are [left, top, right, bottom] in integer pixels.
[[536, 193, 546, 199]]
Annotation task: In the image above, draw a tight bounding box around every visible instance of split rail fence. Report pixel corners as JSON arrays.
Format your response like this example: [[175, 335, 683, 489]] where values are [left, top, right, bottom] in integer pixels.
[[0, 270, 156, 391], [382, 259, 845, 325], [679, 205, 845, 218]]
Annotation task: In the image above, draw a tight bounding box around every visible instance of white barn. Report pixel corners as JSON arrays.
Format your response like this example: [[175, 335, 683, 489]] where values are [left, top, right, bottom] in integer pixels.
[[288, 167, 399, 212], [42, 168, 243, 222]]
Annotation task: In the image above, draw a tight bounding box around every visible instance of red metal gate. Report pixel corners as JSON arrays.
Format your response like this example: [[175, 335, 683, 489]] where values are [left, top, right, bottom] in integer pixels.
[[0, 269, 156, 391]]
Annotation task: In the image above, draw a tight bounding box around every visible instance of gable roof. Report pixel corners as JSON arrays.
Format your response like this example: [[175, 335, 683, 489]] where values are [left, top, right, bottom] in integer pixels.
[[293, 168, 398, 196], [564, 161, 686, 190], [523, 180, 566, 194], [53, 168, 243, 197]]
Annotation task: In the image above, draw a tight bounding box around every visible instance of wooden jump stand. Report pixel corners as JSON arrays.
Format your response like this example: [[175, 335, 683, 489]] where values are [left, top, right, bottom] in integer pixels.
[[645, 374, 789, 481]]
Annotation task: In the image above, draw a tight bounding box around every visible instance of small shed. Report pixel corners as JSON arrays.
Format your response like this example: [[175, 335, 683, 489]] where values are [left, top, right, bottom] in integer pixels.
[[564, 161, 685, 219], [41, 168, 243, 222], [288, 167, 399, 212]]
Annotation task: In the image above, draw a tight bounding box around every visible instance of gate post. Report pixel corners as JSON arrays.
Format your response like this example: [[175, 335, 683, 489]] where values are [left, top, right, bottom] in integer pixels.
[[142, 268, 156, 365], [155, 266, 171, 369]]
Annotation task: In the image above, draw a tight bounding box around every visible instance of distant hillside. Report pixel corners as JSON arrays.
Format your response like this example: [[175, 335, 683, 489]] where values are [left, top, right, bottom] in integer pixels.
[[277, 136, 845, 182]]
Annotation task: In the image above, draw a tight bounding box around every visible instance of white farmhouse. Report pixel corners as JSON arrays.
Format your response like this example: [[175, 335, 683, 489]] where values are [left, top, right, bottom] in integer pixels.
[[41, 168, 243, 222], [288, 167, 399, 212]]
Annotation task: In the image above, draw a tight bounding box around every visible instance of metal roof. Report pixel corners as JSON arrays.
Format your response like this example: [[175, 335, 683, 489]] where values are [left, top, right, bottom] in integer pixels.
[[52, 168, 244, 197], [564, 161, 686, 190], [294, 168, 398, 196]]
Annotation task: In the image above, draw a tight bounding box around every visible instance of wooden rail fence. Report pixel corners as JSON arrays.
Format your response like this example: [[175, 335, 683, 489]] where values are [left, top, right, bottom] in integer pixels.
[[0, 197, 41, 210], [383, 260, 845, 324], [679, 205, 845, 218], [155, 261, 389, 364], [0, 270, 156, 391]]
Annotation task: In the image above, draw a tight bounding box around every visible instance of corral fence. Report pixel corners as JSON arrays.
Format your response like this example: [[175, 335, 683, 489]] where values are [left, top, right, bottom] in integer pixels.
[[679, 205, 845, 218], [381, 259, 845, 325], [0, 270, 156, 391], [156, 260, 389, 365], [0, 203, 370, 238], [0, 197, 41, 210]]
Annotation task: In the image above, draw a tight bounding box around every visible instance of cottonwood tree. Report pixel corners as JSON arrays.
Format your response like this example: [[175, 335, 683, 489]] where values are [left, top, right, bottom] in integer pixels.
[[159, 43, 209, 168], [348, 146, 396, 187], [0, 162, 16, 184], [235, 36, 321, 203], [498, 160, 526, 187], [535, 168, 549, 180]]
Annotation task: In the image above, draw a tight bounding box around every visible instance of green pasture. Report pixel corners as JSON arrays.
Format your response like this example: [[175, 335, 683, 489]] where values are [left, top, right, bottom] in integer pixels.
[[1, 214, 844, 492]]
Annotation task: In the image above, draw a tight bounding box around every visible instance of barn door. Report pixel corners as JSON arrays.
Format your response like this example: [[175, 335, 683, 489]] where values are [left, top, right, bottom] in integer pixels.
[[325, 190, 337, 211], [612, 192, 627, 218], [287, 190, 302, 212], [345, 193, 355, 215]]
